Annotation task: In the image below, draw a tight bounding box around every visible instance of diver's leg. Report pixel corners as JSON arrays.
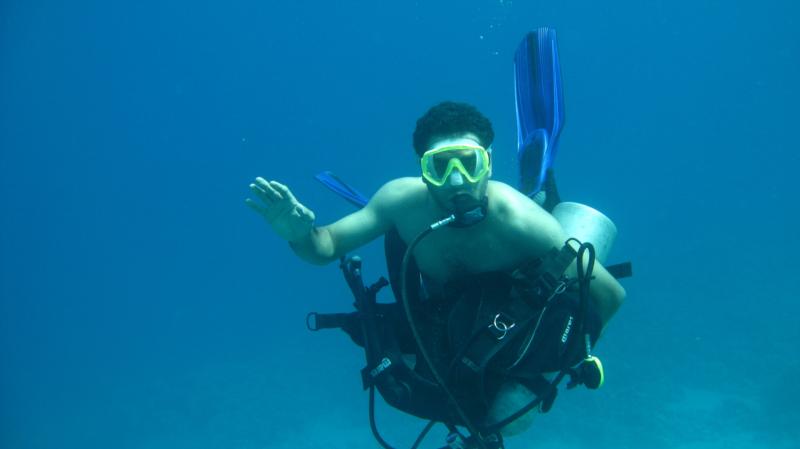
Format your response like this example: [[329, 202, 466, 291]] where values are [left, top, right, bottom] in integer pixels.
[[486, 371, 558, 437], [487, 380, 539, 436]]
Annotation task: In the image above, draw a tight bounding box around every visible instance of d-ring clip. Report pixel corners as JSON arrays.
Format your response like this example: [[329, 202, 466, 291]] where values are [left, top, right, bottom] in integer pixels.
[[488, 313, 516, 340]]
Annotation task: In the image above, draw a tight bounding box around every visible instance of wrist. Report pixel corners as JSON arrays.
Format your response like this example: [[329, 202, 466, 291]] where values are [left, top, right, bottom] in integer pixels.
[[288, 225, 316, 249]]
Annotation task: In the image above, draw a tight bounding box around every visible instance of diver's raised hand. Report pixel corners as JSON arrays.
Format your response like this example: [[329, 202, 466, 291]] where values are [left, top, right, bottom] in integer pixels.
[[246, 177, 316, 243]]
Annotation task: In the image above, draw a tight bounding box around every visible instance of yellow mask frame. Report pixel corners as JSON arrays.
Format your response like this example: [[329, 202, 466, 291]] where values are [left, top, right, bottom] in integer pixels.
[[420, 144, 490, 187]]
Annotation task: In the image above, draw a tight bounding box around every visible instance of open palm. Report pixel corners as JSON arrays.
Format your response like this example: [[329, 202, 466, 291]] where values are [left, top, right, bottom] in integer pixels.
[[246, 177, 315, 242]]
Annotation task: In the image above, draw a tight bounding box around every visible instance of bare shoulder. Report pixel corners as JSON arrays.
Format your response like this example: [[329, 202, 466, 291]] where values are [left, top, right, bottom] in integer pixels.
[[488, 181, 549, 221], [369, 177, 426, 214], [488, 181, 564, 250], [373, 177, 424, 198]]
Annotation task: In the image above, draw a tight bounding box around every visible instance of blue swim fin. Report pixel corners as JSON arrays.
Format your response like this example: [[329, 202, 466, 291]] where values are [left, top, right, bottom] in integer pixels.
[[514, 28, 565, 197], [314, 171, 369, 209]]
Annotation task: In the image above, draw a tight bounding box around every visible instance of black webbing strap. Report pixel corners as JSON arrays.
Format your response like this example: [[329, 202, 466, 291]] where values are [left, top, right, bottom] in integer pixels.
[[605, 261, 633, 279], [306, 311, 353, 331], [512, 244, 577, 305], [533, 243, 578, 292]]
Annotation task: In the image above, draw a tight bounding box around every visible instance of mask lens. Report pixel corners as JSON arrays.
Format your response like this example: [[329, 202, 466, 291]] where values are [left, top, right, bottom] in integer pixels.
[[457, 151, 478, 174], [432, 153, 452, 178]]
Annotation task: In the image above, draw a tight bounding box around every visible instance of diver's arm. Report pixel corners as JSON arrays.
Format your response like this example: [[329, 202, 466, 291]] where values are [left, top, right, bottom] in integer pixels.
[[309, 180, 409, 262], [247, 177, 399, 265], [508, 191, 626, 329], [285, 226, 338, 265], [289, 196, 392, 265], [537, 215, 626, 328], [565, 255, 626, 328]]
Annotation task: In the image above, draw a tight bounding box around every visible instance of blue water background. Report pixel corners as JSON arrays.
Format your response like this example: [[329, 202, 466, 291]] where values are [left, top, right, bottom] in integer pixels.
[[2, 1, 798, 448]]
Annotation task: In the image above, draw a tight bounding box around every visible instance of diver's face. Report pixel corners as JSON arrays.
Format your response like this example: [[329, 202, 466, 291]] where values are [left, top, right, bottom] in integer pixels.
[[423, 134, 491, 211]]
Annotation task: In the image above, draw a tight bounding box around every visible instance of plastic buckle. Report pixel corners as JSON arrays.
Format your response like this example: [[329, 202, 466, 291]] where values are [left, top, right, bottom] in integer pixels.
[[488, 313, 516, 340], [445, 432, 467, 449]]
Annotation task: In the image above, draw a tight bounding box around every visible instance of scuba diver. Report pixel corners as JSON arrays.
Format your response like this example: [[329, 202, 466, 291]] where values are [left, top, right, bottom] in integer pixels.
[[246, 29, 629, 449]]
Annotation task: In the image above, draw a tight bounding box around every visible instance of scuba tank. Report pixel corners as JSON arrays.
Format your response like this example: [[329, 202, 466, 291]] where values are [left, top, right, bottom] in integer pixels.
[[551, 202, 617, 264]]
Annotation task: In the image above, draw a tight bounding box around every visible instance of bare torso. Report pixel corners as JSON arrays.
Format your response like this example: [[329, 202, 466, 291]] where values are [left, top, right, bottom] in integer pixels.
[[385, 178, 561, 283]]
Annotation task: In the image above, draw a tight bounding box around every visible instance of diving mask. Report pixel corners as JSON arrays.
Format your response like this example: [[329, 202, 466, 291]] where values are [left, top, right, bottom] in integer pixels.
[[420, 144, 490, 187]]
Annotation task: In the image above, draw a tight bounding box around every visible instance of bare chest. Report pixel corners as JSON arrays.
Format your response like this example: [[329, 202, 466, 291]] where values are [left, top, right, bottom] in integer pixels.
[[389, 182, 544, 284], [409, 227, 525, 283]]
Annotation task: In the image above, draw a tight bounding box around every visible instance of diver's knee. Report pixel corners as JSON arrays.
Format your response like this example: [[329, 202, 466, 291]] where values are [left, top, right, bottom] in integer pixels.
[[487, 381, 539, 437]]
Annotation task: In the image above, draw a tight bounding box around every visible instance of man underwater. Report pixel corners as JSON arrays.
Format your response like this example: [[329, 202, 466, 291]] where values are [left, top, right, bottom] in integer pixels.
[[246, 101, 626, 438]]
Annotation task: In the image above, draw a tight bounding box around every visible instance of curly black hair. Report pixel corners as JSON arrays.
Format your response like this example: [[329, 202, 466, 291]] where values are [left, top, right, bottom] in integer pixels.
[[412, 101, 495, 157]]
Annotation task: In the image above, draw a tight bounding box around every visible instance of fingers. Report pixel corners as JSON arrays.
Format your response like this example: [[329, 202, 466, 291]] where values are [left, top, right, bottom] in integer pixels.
[[249, 177, 283, 205], [247, 178, 306, 225], [244, 198, 266, 214], [295, 202, 316, 223], [269, 181, 298, 204]]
